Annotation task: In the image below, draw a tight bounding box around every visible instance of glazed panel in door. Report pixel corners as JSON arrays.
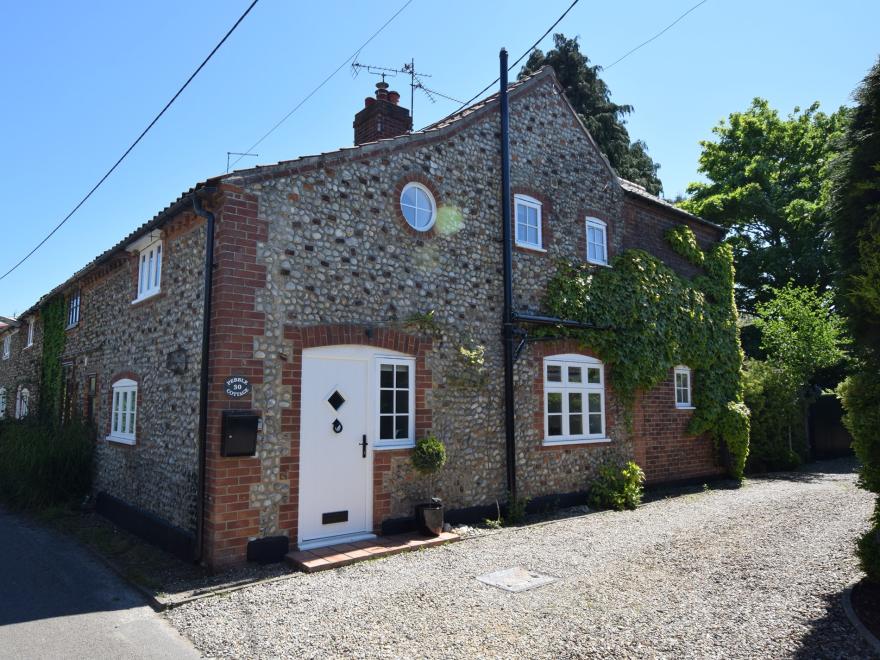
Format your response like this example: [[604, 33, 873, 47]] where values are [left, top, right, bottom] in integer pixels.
[[298, 354, 371, 545]]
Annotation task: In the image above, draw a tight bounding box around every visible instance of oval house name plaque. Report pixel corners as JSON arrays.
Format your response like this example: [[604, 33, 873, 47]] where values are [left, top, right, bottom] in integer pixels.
[[224, 376, 251, 398]]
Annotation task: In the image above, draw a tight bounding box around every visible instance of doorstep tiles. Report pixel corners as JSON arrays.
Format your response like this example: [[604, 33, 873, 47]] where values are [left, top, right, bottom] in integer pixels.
[[286, 531, 460, 573]]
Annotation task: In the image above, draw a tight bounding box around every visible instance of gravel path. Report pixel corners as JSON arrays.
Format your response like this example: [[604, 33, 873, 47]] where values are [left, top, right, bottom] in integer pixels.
[[167, 458, 875, 659]]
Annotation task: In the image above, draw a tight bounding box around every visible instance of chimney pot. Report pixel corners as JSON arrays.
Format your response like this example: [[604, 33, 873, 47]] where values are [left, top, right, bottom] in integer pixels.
[[388, 91, 401, 105]]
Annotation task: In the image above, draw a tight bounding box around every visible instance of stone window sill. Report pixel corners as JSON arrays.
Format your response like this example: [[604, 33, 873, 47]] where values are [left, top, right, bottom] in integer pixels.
[[675, 405, 696, 410], [131, 289, 162, 306], [374, 440, 415, 451], [542, 437, 612, 447], [515, 243, 547, 253], [106, 435, 136, 446]]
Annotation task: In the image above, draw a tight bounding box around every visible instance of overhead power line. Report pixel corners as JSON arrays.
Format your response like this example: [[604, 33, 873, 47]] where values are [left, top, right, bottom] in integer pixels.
[[228, 0, 414, 170], [0, 0, 260, 282], [446, 0, 581, 117], [603, 0, 709, 70]]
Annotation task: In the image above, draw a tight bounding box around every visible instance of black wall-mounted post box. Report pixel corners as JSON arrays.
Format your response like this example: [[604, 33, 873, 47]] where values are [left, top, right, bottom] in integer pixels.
[[220, 410, 260, 457]]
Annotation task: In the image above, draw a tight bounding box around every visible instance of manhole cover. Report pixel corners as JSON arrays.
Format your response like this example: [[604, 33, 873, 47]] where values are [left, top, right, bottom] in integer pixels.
[[476, 567, 558, 593]]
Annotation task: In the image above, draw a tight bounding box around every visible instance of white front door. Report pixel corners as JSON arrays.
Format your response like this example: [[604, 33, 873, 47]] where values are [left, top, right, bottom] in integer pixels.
[[298, 347, 374, 548]]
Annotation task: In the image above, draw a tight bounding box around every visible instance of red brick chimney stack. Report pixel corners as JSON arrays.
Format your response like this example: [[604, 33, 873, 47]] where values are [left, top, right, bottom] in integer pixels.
[[353, 81, 412, 145]]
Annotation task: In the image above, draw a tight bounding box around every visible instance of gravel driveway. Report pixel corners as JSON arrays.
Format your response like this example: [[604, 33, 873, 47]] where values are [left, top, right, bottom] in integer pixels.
[[167, 458, 875, 659]]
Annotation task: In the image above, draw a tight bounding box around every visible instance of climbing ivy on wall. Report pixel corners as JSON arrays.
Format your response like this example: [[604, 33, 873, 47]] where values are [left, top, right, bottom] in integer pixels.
[[39, 295, 66, 422], [543, 226, 750, 480]]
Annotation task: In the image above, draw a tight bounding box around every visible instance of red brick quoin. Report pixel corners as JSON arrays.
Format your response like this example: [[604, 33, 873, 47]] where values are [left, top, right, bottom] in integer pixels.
[[279, 325, 433, 544], [203, 185, 268, 569]]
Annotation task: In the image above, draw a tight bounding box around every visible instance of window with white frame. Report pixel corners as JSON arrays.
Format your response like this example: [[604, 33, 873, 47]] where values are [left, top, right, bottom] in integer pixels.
[[399, 182, 436, 232], [0, 387, 6, 419], [586, 217, 608, 265], [376, 357, 416, 448], [674, 366, 693, 408], [544, 354, 606, 444], [109, 379, 138, 444], [25, 318, 35, 348], [67, 290, 81, 328], [514, 194, 542, 249], [135, 239, 163, 301], [15, 387, 29, 419], [2, 335, 9, 360]]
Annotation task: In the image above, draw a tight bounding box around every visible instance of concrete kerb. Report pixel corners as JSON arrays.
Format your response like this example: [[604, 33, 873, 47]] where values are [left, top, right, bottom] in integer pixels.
[[842, 579, 880, 656]]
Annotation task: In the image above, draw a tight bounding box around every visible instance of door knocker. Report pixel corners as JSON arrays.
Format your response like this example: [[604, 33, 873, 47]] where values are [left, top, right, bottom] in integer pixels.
[[332, 419, 343, 434]]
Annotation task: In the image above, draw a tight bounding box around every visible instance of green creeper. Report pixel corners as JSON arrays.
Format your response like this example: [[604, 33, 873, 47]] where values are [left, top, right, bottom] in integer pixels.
[[543, 225, 749, 480]]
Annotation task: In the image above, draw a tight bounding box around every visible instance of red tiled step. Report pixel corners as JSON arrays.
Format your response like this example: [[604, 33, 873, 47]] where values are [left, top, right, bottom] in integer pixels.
[[286, 531, 460, 573]]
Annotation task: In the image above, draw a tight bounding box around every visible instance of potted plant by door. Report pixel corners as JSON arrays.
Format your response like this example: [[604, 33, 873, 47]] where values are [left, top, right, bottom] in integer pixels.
[[411, 435, 447, 536]]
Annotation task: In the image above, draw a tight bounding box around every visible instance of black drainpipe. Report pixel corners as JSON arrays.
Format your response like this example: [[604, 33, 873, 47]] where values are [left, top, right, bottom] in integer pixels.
[[192, 191, 216, 564], [499, 48, 517, 501]]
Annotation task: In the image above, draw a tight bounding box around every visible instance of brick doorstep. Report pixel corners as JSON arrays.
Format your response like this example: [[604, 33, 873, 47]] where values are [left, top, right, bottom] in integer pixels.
[[286, 532, 460, 573]]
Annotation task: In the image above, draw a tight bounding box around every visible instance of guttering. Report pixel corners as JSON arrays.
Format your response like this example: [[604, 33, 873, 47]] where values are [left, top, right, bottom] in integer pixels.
[[192, 191, 217, 564], [499, 49, 517, 501], [511, 312, 606, 331]]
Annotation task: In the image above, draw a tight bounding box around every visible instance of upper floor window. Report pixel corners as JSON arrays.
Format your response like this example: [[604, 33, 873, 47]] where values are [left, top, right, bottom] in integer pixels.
[[136, 239, 163, 302], [400, 182, 436, 232], [515, 194, 542, 250], [674, 366, 693, 409], [2, 335, 10, 360], [67, 290, 81, 328], [0, 387, 6, 418], [15, 387, 29, 419], [25, 318, 35, 348], [544, 354, 606, 445], [109, 378, 138, 445], [376, 356, 416, 449], [586, 218, 608, 265]]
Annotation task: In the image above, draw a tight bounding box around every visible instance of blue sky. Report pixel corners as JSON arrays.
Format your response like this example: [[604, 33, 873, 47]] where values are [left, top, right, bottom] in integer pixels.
[[1, 0, 877, 316]]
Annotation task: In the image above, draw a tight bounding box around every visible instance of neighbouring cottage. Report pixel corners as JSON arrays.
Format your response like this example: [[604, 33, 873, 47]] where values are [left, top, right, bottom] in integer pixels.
[[0, 67, 729, 568]]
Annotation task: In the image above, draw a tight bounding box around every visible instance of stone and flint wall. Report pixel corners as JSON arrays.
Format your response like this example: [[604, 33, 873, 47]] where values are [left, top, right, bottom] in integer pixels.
[[200, 69, 726, 565], [53, 212, 206, 533], [0, 314, 43, 416]]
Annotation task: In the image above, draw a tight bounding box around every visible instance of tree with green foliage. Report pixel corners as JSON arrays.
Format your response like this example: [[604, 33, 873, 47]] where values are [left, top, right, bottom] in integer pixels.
[[744, 285, 845, 472], [520, 34, 663, 195], [828, 56, 880, 582], [679, 99, 848, 312]]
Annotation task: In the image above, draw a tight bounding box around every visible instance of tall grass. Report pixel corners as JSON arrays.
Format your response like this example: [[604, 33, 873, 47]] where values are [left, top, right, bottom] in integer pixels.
[[0, 419, 93, 509]]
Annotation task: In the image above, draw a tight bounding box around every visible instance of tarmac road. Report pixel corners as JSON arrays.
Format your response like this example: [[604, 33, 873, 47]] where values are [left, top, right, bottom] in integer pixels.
[[0, 508, 199, 660]]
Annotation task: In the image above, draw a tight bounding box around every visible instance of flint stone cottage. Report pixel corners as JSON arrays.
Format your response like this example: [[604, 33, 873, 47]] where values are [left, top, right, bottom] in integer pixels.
[[0, 68, 725, 568]]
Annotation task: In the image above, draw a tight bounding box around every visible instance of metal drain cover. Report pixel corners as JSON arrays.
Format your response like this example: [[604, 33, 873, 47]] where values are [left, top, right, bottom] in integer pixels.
[[476, 567, 558, 592]]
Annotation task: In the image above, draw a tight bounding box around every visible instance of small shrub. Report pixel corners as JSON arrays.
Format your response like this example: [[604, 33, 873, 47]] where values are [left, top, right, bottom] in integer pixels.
[[411, 436, 446, 475], [504, 491, 530, 525], [0, 419, 93, 510], [588, 461, 645, 511], [411, 436, 446, 502]]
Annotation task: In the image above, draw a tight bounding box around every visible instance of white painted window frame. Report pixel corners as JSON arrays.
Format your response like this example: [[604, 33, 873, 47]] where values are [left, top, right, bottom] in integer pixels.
[[586, 217, 608, 266], [25, 318, 35, 348], [514, 194, 544, 250], [15, 386, 29, 419], [399, 182, 437, 232], [108, 378, 138, 445], [1, 335, 10, 360], [134, 238, 163, 303], [67, 290, 81, 328], [0, 387, 6, 419], [374, 356, 416, 449], [674, 365, 694, 409], [543, 354, 608, 446]]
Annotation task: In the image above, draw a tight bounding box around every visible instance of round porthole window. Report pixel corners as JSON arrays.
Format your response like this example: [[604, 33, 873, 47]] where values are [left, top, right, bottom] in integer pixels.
[[400, 182, 436, 231]]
